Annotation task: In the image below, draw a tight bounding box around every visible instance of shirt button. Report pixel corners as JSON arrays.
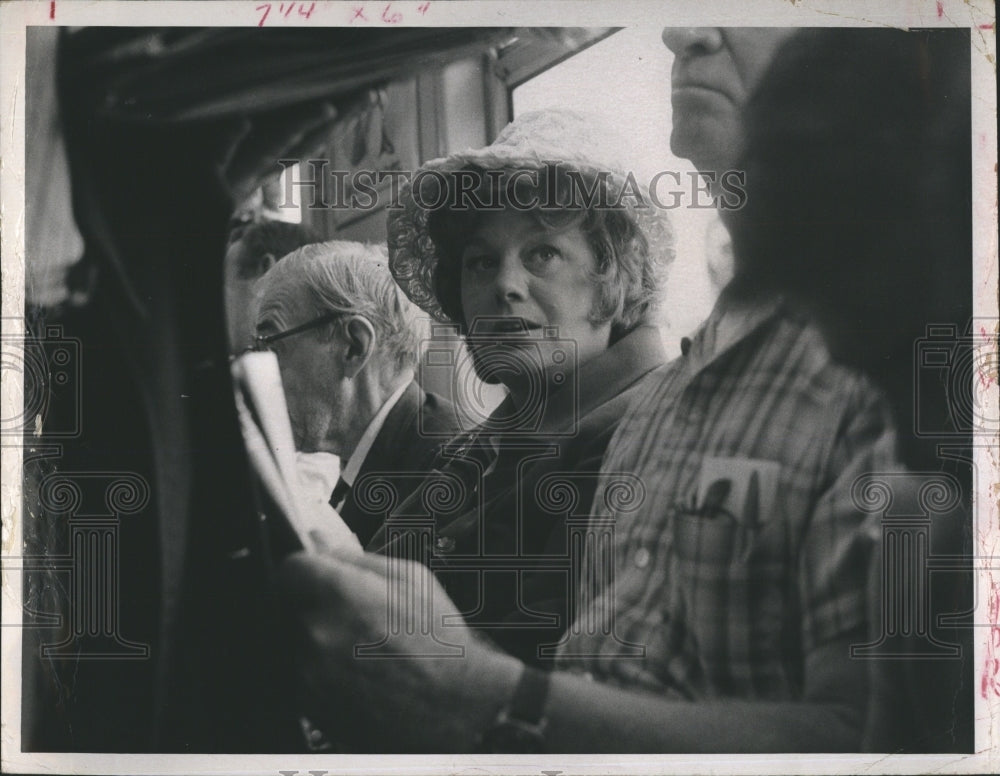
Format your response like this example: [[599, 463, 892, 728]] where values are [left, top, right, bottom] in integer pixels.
[[633, 547, 651, 569], [435, 535, 456, 553]]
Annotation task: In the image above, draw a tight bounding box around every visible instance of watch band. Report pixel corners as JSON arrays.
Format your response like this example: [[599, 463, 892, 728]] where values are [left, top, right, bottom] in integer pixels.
[[477, 665, 550, 753], [507, 664, 550, 725]]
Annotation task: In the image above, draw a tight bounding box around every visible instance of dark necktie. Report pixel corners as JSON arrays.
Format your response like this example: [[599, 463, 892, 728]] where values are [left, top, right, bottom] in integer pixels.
[[329, 477, 351, 512]]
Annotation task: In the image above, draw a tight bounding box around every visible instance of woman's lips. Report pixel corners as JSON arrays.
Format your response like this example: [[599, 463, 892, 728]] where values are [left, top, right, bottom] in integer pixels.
[[470, 317, 542, 336], [491, 319, 540, 334]]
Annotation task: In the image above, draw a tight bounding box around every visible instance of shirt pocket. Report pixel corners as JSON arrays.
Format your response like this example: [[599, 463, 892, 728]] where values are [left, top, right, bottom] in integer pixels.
[[668, 490, 787, 577], [667, 488, 791, 683]]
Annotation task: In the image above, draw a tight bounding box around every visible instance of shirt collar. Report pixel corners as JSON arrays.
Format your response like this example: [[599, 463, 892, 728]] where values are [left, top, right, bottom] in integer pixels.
[[340, 378, 411, 487], [481, 324, 666, 437], [685, 291, 783, 371]]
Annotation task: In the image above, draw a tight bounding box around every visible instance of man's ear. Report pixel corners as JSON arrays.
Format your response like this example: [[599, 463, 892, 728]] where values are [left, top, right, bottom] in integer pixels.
[[341, 316, 376, 379]]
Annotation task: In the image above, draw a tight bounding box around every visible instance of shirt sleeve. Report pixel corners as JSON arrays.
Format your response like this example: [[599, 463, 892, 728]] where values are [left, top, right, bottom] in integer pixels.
[[799, 377, 899, 652]]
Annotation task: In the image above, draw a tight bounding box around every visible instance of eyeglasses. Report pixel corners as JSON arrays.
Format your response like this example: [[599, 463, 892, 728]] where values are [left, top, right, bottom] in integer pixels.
[[248, 311, 346, 353]]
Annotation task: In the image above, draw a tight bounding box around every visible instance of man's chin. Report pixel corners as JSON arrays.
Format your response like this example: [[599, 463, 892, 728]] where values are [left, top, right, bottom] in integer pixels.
[[669, 120, 739, 175]]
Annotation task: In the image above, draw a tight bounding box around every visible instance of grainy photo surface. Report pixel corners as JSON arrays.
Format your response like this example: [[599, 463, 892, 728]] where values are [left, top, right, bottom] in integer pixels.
[[1, 2, 996, 774]]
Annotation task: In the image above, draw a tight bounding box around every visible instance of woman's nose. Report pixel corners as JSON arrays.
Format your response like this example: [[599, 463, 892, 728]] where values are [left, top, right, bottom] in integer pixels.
[[493, 255, 528, 303], [662, 27, 724, 59]]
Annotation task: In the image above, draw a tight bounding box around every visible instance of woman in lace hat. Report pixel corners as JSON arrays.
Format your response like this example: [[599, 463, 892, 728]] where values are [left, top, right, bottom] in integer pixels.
[[362, 109, 674, 665]]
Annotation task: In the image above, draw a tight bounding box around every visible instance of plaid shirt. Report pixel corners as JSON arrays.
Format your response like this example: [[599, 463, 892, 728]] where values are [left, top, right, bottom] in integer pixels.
[[554, 295, 897, 701]]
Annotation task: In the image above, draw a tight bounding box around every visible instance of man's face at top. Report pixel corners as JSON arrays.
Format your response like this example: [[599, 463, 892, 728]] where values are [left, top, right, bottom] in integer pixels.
[[224, 236, 277, 354], [662, 28, 797, 174]]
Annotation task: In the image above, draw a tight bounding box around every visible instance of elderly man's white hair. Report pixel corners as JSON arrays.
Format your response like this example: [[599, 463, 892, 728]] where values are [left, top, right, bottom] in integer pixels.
[[256, 240, 429, 375]]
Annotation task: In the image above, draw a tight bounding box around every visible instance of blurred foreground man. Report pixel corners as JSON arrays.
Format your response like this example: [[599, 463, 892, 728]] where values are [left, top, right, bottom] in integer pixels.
[[274, 29, 935, 753], [255, 241, 457, 546]]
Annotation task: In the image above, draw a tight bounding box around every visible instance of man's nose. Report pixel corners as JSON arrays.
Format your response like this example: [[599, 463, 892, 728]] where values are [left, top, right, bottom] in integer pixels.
[[662, 27, 724, 59], [493, 255, 528, 304]]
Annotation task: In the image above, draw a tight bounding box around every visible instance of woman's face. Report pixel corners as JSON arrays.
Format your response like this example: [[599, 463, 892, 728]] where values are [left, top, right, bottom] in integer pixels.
[[458, 210, 612, 387]]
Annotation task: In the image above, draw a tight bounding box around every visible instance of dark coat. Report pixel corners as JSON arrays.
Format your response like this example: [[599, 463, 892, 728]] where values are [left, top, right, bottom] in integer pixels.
[[340, 381, 458, 547], [369, 325, 667, 665]]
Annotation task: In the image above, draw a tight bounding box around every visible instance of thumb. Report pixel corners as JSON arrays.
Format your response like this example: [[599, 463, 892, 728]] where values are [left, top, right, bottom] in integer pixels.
[[274, 551, 350, 612]]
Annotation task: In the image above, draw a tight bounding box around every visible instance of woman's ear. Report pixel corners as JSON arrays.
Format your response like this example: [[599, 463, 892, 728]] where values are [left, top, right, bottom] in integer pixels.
[[341, 316, 376, 379]]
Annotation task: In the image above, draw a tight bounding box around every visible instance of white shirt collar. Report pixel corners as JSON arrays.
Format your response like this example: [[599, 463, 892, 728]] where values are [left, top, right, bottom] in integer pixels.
[[340, 379, 411, 487]]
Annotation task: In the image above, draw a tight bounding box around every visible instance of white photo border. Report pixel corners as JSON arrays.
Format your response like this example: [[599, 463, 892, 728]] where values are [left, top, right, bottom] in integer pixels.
[[1, 1, 996, 774]]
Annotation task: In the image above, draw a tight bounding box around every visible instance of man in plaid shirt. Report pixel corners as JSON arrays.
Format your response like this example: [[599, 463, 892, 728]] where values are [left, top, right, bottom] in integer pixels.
[[277, 28, 899, 752], [552, 291, 894, 703], [536, 26, 893, 734]]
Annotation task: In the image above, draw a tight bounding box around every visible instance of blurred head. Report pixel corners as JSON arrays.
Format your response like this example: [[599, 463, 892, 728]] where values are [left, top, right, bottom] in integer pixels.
[[254, 241, 429, 453], [723, 28, 971, 468], [661, 27, 798, 176], [223, 219, 319, 353]]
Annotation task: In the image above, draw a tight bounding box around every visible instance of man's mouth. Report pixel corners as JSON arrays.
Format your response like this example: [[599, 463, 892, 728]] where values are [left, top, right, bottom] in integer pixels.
[[671, 79, 734, 104]]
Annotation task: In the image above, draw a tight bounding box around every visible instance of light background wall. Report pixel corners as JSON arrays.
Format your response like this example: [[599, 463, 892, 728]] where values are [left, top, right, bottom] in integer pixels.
[[513, 27, 725, 358]]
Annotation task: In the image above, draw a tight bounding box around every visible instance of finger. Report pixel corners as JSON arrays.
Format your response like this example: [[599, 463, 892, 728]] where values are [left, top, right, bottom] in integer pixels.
[[278, 113, 343, 168], [222, 101, 338, 196], [330, 547, 438, 593], [231, 100, 336, 167], [307, 529, 332, 556], [332, 546, 393, 572], [273, 551, 350, 611]]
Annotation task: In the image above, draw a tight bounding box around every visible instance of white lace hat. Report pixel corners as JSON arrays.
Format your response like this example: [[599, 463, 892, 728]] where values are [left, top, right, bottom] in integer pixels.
[[387, 109, 675, 323]]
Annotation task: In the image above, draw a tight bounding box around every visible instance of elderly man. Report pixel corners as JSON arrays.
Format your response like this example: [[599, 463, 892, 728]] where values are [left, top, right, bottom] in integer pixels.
[[254, 240, 458, 546], [275, 28, 904, 753]]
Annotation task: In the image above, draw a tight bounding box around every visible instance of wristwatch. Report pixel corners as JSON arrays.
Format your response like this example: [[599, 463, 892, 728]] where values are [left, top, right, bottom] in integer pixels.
[[477, 665, 550, 753]]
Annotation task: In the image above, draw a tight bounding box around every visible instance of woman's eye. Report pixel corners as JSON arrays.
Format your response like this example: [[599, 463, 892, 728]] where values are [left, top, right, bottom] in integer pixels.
[[462, 254, 496, 271], [526, 245, 561, 268]]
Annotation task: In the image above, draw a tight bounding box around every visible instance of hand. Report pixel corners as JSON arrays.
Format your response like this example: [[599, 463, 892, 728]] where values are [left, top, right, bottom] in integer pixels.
[[218, 101, 340, 207], [275, 550, 521, 752]]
